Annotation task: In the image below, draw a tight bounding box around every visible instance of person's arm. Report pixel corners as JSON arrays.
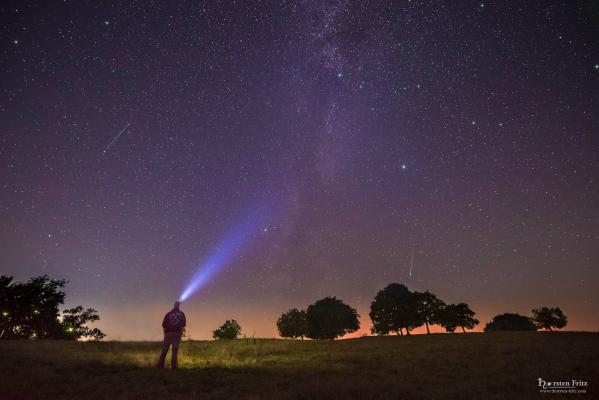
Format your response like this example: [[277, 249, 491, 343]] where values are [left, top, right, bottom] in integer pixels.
[[181, 312, 187, 328], [162, 312, 169, 329]]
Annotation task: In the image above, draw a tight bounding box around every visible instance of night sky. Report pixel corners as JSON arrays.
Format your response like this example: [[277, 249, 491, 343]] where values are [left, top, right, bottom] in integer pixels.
[[2, 1, 598, 340]]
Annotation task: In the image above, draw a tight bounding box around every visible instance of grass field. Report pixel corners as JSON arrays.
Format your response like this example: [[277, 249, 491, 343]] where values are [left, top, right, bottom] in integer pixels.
[[1, 332, 597, 399]]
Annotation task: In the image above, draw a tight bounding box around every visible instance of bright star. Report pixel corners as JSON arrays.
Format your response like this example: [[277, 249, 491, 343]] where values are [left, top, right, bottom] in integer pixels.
[[401, 164, 407, 170]]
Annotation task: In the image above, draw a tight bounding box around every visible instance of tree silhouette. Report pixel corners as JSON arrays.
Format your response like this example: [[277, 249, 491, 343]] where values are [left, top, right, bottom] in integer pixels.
[[277, 308, 308, 339], [414, 291, 446, 334], [484, 313, 536, 331], [369, 283, 421, 336], [439, 303, 479, 333], [61, 306, 106, 341], [0, 275, 105, 340], [306, 297, 359, 340], [532, 307, 567, 331], [213, 319, 242, 339]]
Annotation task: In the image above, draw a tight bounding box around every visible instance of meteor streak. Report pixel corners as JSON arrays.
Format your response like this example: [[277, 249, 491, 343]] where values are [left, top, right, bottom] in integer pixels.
[[102, 122, 130, 154]]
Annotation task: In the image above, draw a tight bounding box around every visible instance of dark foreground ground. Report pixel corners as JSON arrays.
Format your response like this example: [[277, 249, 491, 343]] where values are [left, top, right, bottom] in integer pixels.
[[0, 332, 597, 399]]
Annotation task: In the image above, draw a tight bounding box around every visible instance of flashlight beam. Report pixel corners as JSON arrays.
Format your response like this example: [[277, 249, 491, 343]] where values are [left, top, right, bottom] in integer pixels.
[[178, 206, 270, 302]]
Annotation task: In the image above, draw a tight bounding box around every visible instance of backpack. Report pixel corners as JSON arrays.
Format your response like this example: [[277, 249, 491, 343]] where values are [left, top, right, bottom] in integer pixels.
[[165, 310, 184, 330]]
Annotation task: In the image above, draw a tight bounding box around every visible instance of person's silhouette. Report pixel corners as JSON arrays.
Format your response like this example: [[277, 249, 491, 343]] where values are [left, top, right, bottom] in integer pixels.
[[157, 301, 186, 369]]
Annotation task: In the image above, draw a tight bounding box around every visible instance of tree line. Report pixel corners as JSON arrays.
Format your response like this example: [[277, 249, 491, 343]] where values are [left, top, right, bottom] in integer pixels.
[[277, 283, 568, 339], [1, 276, 568, 341]]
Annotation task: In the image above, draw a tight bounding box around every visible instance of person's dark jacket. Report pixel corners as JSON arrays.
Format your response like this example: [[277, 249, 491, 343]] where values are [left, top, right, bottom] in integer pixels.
[[162, 309, 186, 334]]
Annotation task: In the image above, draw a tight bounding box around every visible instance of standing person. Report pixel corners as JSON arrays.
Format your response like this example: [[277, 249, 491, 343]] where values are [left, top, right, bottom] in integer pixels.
[[157, 301, 186, 369]]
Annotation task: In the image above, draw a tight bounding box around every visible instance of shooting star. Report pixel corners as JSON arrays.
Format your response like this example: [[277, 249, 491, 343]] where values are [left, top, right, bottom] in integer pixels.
[[102, 122, 130, 155], [409, 245, 415, 277]]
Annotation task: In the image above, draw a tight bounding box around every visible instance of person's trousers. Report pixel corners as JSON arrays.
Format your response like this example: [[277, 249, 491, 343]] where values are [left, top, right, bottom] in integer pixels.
[[158, 332, 181, 369]]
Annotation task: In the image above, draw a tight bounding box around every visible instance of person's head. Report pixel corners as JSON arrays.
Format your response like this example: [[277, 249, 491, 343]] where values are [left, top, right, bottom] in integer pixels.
[[173, 301, 180, 310]]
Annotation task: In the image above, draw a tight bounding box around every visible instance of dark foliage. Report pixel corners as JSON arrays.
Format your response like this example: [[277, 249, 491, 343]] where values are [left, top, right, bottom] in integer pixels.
[[369, 284, 479, 335], [532, 307, 567, 331], [484, 313, 537, 332], [213, 319, 242, 339], [369, 283, 421, 336], [277, 308, 308, 339], [306, 297, 359, 339], [0, 275, 105, 340], [61, 306, 106, 341], [414, 291, 446, 334], [439, 303, 479, 333]]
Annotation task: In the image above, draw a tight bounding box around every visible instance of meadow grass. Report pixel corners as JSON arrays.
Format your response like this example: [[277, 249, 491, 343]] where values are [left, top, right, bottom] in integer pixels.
[[0, 332, 597, 399]]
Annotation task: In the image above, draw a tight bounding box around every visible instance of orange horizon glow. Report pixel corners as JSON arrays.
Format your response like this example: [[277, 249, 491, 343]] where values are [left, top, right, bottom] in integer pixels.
[[91, 302, 599, 341]]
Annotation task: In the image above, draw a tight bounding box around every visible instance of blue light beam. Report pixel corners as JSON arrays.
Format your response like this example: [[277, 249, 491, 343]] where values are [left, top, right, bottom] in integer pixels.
[[178, 207, 269, 302]]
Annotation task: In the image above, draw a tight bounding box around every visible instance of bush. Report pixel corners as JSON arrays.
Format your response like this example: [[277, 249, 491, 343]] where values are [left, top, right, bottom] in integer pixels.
[[484, 313, 536, 332], [213, 320, 242, 339]]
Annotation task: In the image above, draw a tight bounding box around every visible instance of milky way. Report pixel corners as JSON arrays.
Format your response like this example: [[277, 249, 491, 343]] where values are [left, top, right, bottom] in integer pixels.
[[1, 1, 597, 339]]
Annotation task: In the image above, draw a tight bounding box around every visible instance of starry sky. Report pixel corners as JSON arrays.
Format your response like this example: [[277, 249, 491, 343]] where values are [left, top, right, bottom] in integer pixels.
[[1, 1, 598, 340]]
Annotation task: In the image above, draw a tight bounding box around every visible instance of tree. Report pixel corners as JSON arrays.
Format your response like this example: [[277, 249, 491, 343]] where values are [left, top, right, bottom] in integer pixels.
[[0, 275, 105, 340], [213, 319, 242, 339], [369, 283, 421, 336], [277, 308, 308, 339], [306, 297, 359, 340], [414, 291, 446, 334], [484, 313, 537, 332], [439, 303, 479, 333], [1, 275, 64, 339], [60, 306, 106, 341], [532, 307, 567, 331]]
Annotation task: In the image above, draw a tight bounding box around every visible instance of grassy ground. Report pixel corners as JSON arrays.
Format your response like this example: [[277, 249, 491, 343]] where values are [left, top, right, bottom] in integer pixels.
[[0, 332, 597, 399]]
